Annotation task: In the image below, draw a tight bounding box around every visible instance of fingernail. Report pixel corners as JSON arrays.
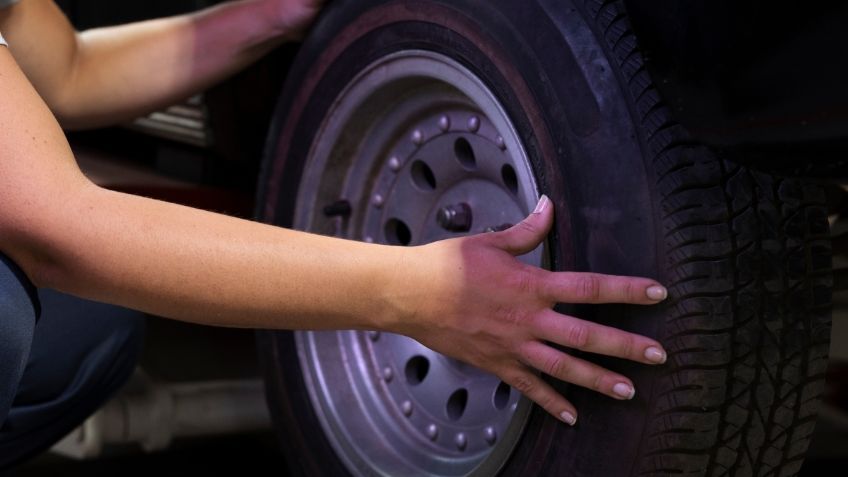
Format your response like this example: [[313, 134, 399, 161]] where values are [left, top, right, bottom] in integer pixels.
[[533, 195, 549, 214], [644, 346, 667, 364], [646, 285, 667, 301], [560, 411, 577, 426], [613, 383, 635, 400]]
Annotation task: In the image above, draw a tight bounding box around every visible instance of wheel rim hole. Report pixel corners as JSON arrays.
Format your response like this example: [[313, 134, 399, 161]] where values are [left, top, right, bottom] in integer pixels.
[[405, 356, 430, 385], [385, 219, 412, 246], [454, 138, 477, 170], [446, 388, 469, 421], [493, 381, 511, 410], [501, 164, 518, 195], [411, 160, 437, 190]]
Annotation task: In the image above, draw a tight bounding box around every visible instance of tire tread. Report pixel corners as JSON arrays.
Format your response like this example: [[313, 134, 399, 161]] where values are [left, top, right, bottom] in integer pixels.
[[578, 1, 832, 475]]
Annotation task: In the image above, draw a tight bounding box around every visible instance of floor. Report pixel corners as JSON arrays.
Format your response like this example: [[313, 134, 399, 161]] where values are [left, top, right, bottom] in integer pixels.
[[10, 432, 286, 477], [10, 432, 847, 476]]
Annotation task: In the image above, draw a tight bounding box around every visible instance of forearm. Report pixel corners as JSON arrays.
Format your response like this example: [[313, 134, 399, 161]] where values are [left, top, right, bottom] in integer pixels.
[[1, 40, 396, 331], [1, 0, 288, 129], [19, 184, 404, 330], [64, 1, 284, 128]]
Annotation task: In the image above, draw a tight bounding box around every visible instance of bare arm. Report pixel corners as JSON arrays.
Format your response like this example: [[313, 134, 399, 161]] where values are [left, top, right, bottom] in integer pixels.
[[0, 45, 668, 425], [0, 0, 319, 129], [0, 45, 405, 331]]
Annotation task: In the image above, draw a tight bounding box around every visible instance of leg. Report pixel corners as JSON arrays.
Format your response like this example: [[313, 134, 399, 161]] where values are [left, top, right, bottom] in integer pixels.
[[0, 255, 39, 431], [0, 288, 145, 469]]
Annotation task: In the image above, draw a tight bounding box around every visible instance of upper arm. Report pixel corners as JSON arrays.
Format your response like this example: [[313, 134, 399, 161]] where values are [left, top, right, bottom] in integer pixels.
[[0, 0, 81, 112], [0, 43, 91, 273]]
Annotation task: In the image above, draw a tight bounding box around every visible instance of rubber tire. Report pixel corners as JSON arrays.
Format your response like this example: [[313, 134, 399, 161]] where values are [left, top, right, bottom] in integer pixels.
[[255, 1, 833, 475]]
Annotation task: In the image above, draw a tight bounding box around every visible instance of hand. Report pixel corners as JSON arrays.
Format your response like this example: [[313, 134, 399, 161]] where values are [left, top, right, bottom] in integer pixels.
[[264, 0, 326, 41], [388, 196, 668, 425]]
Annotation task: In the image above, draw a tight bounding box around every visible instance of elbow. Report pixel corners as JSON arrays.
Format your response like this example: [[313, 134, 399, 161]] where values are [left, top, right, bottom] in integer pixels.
[[48, 97, 94, 131], [0, 179, 98, 290], [0, 217, 72, 291], [52, 110, 84, 131], [50, 100, 136, 131], [0, 227, 64, 291]]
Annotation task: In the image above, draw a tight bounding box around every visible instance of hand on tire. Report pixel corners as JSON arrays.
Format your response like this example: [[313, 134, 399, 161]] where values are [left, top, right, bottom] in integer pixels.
[[394, 195, 668, 425]]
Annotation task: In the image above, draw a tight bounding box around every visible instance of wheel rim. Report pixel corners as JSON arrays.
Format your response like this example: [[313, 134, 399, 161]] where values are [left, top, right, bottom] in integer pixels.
[[293, 50, 542, 476]]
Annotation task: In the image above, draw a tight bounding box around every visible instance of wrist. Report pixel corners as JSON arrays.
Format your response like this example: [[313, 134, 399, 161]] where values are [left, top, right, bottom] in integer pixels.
[[372, 242, 459, 339], [371, 244, 425, 335]]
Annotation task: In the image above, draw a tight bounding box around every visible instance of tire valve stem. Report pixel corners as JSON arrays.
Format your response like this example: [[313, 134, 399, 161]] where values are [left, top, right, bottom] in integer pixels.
[[323, 200, 352, 218], [437, 203, 473, 232]]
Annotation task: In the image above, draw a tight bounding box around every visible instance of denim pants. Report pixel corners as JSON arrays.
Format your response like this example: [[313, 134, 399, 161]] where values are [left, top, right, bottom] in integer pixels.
[[0, 254, 145, 468]]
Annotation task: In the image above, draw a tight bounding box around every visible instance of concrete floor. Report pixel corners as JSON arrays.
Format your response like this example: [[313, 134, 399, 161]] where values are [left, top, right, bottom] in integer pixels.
[[11, 430, 847, 476], [10, 432, 285, 477]]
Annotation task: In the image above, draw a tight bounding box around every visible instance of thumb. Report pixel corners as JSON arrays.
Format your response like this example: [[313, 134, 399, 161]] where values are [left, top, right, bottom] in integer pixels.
[[492, 195, 553, 255]]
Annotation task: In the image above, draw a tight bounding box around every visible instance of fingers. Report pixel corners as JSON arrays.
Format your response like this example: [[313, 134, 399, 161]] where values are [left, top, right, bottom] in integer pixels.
[[519, 341, 637, 402], [539, 270, 667, 305], [490, 195, 553, 256], [503, 366, 578, 426], [531, 309, 667, 365], [486, 197, 667, 306]]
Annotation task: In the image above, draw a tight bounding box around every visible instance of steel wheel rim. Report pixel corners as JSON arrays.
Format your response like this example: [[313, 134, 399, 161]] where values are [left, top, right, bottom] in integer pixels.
[[293, 50, 542, 476]]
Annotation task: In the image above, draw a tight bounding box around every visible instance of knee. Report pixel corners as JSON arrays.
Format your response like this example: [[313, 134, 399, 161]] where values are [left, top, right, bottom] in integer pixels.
[[0, 255, 39, 424], [12, 291, 146, 408]]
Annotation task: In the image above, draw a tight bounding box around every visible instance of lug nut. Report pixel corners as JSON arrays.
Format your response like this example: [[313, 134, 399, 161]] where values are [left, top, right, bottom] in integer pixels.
[[438, 115, 451, 132], [467, 116, 480, 132], [382, 366, 394, 382], [401, 400, 413, 417], [455, 432, 468, 450], [388, 156, 402, 172], [426, 424, 439, 441], [437, 203, 473, 232], [484, 427, 497, 445], [372, 194, 385, 208], [496, 136, 506, 150], [411, 129, 424, 145]]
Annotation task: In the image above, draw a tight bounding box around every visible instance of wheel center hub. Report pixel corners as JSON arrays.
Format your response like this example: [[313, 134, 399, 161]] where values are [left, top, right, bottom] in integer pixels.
[[363, 112, 527, 247]]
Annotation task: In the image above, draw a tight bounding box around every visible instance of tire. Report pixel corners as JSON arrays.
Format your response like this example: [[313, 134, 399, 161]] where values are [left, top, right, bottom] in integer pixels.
[[255, 1, 833, 475]]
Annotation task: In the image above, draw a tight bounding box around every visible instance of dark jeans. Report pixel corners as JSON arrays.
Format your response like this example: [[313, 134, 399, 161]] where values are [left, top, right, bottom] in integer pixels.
[[0, 255, 145, 469]]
